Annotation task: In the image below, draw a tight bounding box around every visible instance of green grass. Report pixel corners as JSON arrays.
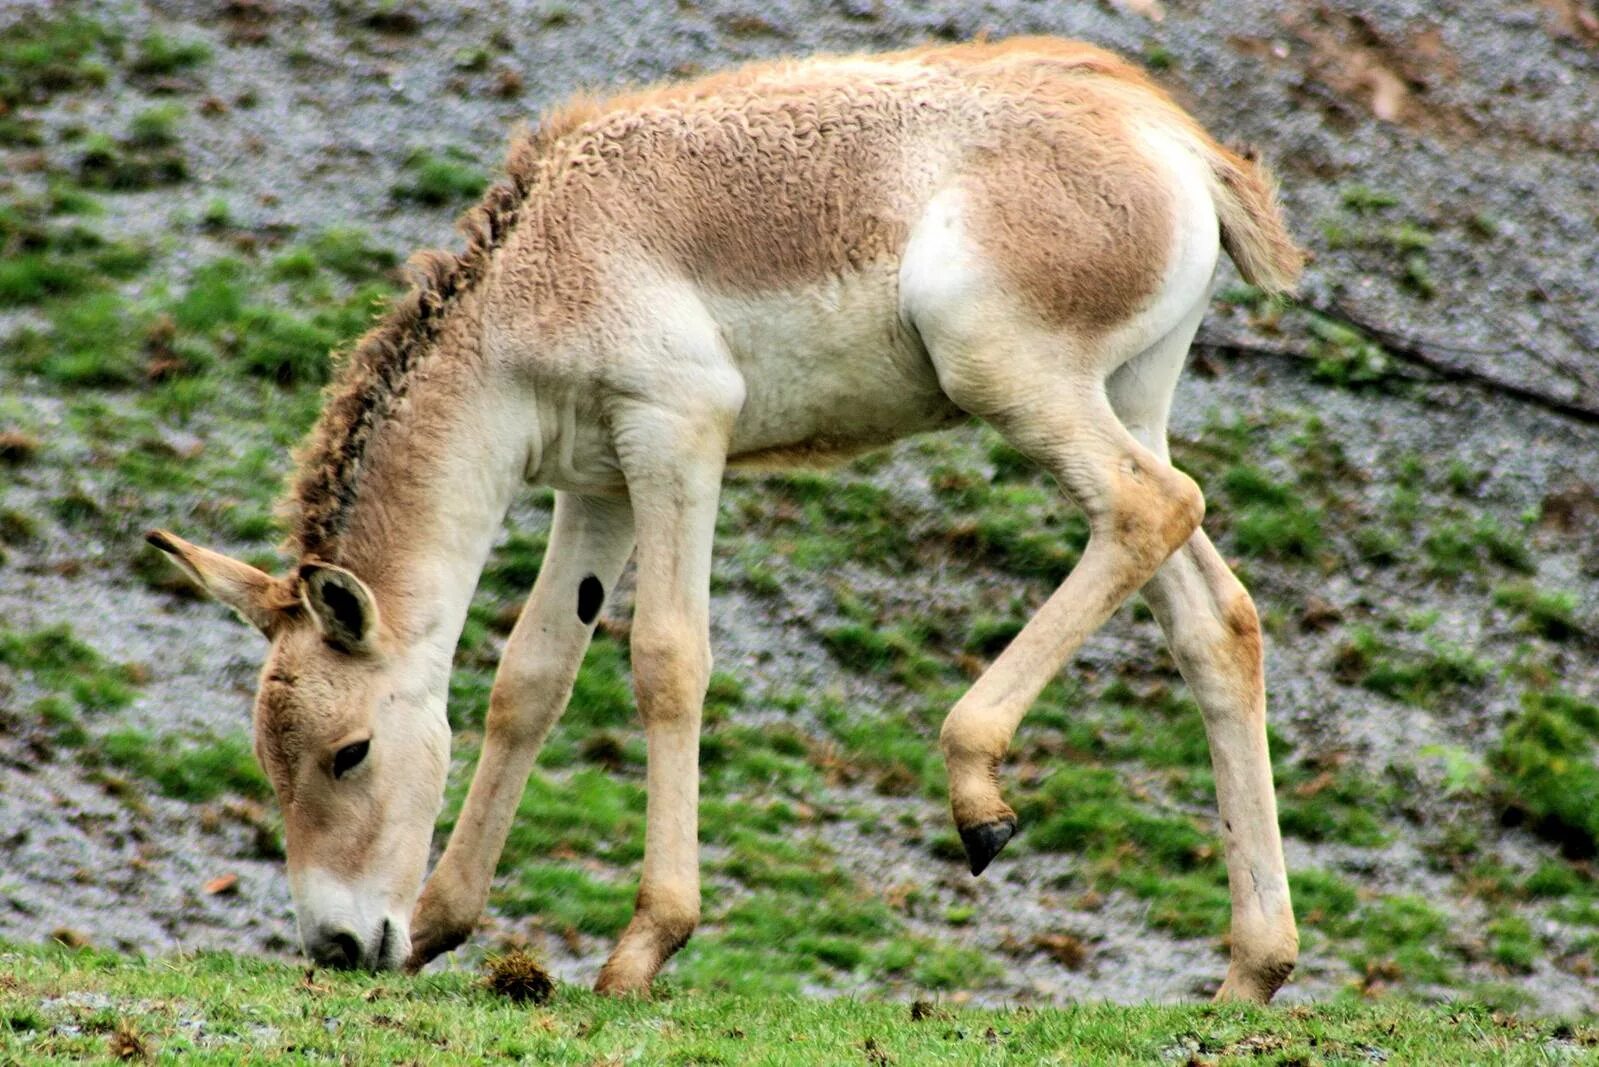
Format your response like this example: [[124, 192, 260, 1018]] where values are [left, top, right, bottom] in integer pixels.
[[1491, 690, 1599, 856], [93, 728, 270, 803], [13, 292, 146, 385], [1333, 626, 1493, 708], [0, 14, 118, 112], [1275, 766, 1393, 847], [1424, 518, 1535, 578], [1494, 583, 1582, 642], [1, 946, 1591, 1064], [1304, 314, 1393, 388], [0, 197, 149, 307], [6, 228, 399, 553], [76, 125, 189, 190], [1339, 184, 1399, 213], [392, 147, 489, 206], [1016, 762, 1233, 937], [129, 31, 210, 76], [1352, 895, 1456, 987], [0, 624, 142, 743], [128, 103, 184, 148]]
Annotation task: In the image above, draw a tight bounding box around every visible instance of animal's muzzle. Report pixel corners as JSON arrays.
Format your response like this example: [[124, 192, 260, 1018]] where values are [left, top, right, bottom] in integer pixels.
[[304, 918, 396, 971]]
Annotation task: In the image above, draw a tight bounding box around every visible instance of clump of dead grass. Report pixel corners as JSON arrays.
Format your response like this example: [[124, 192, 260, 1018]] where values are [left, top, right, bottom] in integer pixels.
[[484, 949, 555, 1005]]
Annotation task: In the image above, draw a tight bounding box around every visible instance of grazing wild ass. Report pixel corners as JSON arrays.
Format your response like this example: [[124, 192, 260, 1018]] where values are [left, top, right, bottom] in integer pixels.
[[149, 37, 1303, 1001]]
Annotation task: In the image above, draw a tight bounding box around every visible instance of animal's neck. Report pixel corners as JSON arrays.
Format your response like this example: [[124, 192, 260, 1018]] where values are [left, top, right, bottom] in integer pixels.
[[313, 308, 533, 660]]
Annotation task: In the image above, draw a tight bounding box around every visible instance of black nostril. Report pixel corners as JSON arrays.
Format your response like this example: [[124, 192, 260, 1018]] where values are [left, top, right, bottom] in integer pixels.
[[310, 929, 364, 970], [329, 931, 361, 969]]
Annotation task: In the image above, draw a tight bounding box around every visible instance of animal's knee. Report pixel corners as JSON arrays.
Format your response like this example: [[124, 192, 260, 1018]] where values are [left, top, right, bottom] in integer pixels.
[[1105, 458, 1204, 569], [1168, 585, 1265, 705], [1220, 589, 1264, 674], [485, 663, 566, 745], [630, 624, 710, 724]]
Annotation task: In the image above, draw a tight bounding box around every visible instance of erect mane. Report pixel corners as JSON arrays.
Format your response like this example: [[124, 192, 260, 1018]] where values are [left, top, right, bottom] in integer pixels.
[[281, 126, 573, 562]]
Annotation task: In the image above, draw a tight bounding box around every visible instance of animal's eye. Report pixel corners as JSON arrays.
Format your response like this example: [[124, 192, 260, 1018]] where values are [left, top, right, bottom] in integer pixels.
[[332, 739, 370, 779]]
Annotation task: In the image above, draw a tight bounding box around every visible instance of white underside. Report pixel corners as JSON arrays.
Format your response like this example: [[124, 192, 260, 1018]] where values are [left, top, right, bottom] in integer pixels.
[[523, 115, 1223, 491]]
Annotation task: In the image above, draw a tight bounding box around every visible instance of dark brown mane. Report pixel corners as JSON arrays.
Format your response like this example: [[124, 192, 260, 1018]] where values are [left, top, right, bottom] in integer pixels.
[[281, 130, 564, 562]]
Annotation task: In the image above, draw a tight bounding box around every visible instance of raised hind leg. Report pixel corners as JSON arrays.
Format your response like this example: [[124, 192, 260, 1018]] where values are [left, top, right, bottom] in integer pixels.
[[932, 341, 1205, 875]]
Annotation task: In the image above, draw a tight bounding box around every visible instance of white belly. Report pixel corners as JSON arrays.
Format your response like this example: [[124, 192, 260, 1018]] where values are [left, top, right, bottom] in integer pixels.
[[708, 265, 965, 468]]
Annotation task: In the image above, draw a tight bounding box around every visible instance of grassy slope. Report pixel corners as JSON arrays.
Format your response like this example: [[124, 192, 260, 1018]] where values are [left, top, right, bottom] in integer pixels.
[[3, 1, 1599, 1014], [2, 946, 1593, 1065]]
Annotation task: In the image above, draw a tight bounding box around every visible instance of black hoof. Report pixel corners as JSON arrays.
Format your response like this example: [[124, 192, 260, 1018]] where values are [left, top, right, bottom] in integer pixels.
[[958, 818, 1017, 877]]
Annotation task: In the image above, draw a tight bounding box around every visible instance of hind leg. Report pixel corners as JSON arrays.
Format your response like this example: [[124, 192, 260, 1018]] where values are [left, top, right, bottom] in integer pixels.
[[1112, 311, 1298, 1002], [1143, 532, 1297, 1001], [931, 324, 1205, 873]]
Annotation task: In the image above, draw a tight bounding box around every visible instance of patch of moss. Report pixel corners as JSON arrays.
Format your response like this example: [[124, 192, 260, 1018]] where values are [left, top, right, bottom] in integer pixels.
[[128, 103, 184, 148], [0, 198, 149, 307], [1305, 315, 1392, 389], [1015, 762, 1232, 936], [0, 624, 143, 743], [1491, 690, 1599, 856], [1333, 626, 1492, 709], [1230, 499, 1324, 561], [715, 833, 844, 897], [95, 729, 269, 802], [1340, 184, 1399, 214], [0, 14, 119, 110], [130, 32, 211, 76], [1353, 895, 1457, 987], [1289, 868, 1362, 934], [392, 148, 488, 206], [820, 621, 945, 689], [497, 863, 635, 937], [1493, 584, 1581, 642], [13, 292, 145, 386], [77, 128, 188, 191], [1424, 518, 1534, 579], [1485, 913, 1538, 973], [1276, 766, 1393, 847]]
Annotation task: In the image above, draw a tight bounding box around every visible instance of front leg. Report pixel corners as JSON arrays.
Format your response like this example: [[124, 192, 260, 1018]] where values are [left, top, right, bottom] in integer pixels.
[[406, 492, 635, 970], [594, 400, 734, 995]]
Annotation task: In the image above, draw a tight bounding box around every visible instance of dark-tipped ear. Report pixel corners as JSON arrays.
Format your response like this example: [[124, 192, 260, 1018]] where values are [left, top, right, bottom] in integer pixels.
[[144, 529, 291, 636], [299, 562, 379, 653]]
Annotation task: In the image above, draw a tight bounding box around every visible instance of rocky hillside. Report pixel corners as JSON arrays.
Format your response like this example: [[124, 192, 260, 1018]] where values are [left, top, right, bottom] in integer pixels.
[[2, 0, 1597, 1013]]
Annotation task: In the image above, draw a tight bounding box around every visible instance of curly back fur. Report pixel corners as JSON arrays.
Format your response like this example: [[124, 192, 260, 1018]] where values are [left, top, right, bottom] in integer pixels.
[[283, 37, 1302, 563]]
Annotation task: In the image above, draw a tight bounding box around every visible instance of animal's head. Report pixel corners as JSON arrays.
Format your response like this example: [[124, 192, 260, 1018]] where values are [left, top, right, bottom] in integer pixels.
[[146, 530, 450, 971]]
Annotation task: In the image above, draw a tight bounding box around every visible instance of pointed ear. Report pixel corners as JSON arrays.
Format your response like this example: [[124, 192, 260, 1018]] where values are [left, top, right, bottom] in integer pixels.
[[298, 562, 380, 654], [144, 529, 290, 636]]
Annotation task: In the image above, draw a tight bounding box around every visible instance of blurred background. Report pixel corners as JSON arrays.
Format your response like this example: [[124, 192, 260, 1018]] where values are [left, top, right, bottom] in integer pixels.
[[1, 0, 1596, 1010]]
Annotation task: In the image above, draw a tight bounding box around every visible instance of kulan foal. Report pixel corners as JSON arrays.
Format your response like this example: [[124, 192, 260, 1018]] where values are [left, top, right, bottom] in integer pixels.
[[150, 37, 1304, 1002]]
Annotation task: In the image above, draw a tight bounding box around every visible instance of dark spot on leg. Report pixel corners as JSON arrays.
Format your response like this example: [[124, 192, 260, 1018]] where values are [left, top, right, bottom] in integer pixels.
[[577, 574, 604, 625]]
